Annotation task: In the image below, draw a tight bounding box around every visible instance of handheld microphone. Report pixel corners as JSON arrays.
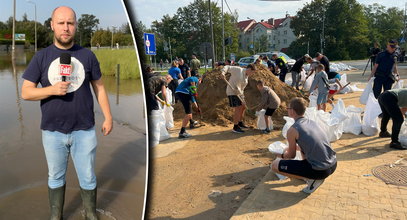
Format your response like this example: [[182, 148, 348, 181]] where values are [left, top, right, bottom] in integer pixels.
[[59, 53, 72, 82]]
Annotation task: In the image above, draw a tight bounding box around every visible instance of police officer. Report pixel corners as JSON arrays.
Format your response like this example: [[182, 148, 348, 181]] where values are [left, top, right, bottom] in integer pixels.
[[369, 40, 399, 99], [272, 53, 288, 82]]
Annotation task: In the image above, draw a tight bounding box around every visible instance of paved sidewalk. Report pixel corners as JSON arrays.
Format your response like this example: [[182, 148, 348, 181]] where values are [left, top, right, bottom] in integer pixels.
[[231, 134, 407, 220]]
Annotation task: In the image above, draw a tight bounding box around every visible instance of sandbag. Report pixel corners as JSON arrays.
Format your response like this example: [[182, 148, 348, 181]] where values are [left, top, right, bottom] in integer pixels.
[[308, 91, 318, 108], [343, 105, 363, 135], [362, 93, 381, 136], [256, 109, 273, 130], [392, 80, 404, 89], [150, 109, 170, 147], [360, 77, 375, 105], [399, 119, 407, 147], [302, 74, 315, 91], [305, 104, 345, 142], [164, 106, 174, 129], [281, 116, 295, 139]]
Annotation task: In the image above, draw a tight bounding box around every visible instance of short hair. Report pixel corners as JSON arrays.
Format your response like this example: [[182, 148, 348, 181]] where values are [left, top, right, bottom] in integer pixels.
[[51, 6, 77, 21], [256, 80, 264, 86], [317, 64, 325, 71], [246, 63, 256, 70], [315, 52, 322, 57], [289, 97, 307, 116], [262, 56, 268, 60]]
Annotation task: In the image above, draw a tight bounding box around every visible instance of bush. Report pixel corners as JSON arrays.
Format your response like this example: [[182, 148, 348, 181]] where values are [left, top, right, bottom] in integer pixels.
[[93, 48, 140, 79]]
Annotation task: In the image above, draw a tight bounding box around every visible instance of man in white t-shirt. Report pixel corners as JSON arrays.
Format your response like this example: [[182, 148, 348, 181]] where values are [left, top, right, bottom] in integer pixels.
[[221, 64, 256, 133]]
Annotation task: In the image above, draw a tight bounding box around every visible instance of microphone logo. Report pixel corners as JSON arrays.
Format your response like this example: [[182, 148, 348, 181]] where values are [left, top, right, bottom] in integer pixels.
[[59, 64, 72, 76]]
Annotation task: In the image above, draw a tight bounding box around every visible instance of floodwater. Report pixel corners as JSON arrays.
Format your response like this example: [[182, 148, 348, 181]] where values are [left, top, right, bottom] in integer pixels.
[[0, 51, 147, 219]]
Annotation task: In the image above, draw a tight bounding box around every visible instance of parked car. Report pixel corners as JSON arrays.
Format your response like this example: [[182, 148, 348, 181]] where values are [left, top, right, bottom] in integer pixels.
[[255, 52, 296, 69], [237, 56, 256, 67]]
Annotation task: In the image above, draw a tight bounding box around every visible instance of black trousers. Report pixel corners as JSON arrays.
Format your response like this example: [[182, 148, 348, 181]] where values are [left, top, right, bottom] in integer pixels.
[[378, 91, 404, 143], [373, 75, 394, 99]]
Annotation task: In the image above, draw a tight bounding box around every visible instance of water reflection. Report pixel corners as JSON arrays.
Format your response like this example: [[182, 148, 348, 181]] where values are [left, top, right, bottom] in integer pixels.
[[11, 53, 25, 140], [0, 52, 146, 219]]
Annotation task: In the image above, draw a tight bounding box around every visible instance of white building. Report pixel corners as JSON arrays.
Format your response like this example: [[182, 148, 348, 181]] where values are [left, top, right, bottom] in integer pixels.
[[237, 15, 296, 53]]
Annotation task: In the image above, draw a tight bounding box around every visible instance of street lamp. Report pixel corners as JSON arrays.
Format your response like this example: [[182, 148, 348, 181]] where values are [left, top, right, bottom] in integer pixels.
[[27, 0, 37, 52], [111, 26, 116, 49], [247, 17, 255, 53]]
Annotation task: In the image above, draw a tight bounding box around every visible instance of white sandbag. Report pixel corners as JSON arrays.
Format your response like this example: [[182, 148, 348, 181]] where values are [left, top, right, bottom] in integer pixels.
[[256, 109, 273, 130], [305, 104, 344, 142], [343, 105, 363, 135], [331, 99, 348, 122], [360, 77, 375, 105], [150, 109, 170, 147], [268, 141, 286, 154], [392, 80, 404, 89], [282, 116, 295, 139], [348, 83, 364, 92], [399, 119, 407, 147], [164, 105, 174, 129], [158, 109, 171, 141], [362, 93, 381, 136], [338, 74, 350, 94], [302, 74, 315, 91]]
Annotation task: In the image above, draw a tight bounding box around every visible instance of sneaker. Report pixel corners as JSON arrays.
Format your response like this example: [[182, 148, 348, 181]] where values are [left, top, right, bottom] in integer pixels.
[[233, 126, 245, 133], [262, 128, 271, 134], [189, 120, 199, 129], [238, 122, 249, 129], [379, 131, 391, 138], [389, 141, 407, 150], [178, 132, 192, 139], [302, 179, 325, 194]]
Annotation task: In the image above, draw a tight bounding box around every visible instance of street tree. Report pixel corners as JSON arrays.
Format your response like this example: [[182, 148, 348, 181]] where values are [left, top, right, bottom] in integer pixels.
[[77, 14, 99, 47]]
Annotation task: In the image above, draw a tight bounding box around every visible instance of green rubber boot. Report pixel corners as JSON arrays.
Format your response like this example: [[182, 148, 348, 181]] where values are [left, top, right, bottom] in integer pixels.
[[48, 185, 65, 220], [80, 187, 98, 220]]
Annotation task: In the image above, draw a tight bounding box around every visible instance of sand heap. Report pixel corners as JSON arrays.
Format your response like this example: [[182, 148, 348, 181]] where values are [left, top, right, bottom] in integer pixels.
[[174, 65, 306, 128]]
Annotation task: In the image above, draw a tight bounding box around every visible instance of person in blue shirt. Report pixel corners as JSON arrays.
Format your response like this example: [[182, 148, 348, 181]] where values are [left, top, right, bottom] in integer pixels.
[[168, 60, 183, 103], [175, 76, 200, 138]]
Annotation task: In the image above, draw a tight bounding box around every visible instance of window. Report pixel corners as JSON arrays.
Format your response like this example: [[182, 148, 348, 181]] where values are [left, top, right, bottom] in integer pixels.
[[284, 30, 287, 35], [284, 39, 287, 44]]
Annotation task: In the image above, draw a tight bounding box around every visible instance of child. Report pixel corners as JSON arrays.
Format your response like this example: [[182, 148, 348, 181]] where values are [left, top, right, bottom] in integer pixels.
[[256, 80, 281, 133], [309, 64, 330, 111]]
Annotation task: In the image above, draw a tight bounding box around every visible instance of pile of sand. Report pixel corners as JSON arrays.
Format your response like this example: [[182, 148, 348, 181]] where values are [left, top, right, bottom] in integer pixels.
[[174, 65, 306, 128]]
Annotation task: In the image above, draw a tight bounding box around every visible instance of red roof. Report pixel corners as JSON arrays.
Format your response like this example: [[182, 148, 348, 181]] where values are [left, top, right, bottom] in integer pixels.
[[258, 22, 273, 29], [237, 19, 255, 31], [273, 16, 294, 28]]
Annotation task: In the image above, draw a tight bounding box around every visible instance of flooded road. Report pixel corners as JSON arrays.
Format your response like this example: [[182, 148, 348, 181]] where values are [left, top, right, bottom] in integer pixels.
[[0, 51, 147, 219]]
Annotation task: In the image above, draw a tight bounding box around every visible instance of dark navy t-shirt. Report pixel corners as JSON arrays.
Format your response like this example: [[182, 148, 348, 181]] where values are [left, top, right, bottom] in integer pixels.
[[375, 51, 396, 76], [22, 44, 101, 133]]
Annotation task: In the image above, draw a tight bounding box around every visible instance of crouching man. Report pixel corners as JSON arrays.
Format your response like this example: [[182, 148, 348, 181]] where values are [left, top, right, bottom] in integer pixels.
[[271, 97, 337, 193]]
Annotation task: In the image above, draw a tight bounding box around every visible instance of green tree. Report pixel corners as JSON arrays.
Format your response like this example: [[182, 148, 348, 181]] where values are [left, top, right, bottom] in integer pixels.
[[364, 4, 404, 49], [324, 0, 369, 60], [289, 0, 369, 60], [77, 14, 99, 47], [150, 0, 239, 62]]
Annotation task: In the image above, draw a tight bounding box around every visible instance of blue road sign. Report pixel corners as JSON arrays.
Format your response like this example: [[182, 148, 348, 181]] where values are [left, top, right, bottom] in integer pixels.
[[143, 33, 156, 55]]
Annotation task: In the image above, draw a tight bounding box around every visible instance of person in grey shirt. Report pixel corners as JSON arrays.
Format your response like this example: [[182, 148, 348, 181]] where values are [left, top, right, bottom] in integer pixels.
[[271, 97, 337, 193], [378, 88, 407, 150]]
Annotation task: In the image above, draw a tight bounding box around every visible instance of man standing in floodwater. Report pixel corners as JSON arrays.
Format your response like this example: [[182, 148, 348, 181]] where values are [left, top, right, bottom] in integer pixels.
[[21, 6, 112, 220]]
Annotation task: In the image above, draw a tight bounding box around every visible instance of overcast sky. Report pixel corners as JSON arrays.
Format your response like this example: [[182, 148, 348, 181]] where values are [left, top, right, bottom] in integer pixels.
[[131, 0, 406, 28]]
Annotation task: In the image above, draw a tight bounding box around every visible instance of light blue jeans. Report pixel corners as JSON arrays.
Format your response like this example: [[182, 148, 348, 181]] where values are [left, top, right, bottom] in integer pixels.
[[42, 127, 97, 190]]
